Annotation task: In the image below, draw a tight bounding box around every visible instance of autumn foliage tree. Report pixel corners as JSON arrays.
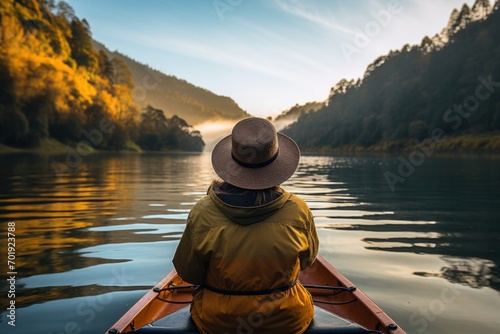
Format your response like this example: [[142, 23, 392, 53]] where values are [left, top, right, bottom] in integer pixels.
[[0, 0, 204, 151]]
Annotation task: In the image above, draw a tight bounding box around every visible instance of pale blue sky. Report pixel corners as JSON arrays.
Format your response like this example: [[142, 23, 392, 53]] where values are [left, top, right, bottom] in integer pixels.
[[66, 0, 475, 118]]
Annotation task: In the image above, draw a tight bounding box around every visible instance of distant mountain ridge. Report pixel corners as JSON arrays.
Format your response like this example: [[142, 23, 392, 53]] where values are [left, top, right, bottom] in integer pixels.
[[93, 41, 250, 125], [282, 0, 500, 152]]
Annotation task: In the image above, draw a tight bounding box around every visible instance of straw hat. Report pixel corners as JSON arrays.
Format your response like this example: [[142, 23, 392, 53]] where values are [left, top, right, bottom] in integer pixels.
[[211, 117, 300, 190]]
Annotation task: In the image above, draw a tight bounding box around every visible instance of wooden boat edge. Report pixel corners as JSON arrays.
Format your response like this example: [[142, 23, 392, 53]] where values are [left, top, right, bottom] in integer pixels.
[[106, 255, 406, 334], [311, 256, 405, 334], [107, 270, 178, 333]]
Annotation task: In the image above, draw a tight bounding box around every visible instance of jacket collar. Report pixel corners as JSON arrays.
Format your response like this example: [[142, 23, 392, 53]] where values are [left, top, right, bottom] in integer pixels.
[[209, 187, 291, 226]]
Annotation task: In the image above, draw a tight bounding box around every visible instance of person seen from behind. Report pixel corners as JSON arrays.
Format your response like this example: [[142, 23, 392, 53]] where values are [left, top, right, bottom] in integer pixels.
[[173, 117, 319, 334]]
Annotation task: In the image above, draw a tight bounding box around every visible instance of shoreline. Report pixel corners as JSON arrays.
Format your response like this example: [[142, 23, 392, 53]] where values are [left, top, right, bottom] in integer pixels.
[[0, 139, 203, 155], [2, 134, 500, 157], [301, 133, 500, 157]]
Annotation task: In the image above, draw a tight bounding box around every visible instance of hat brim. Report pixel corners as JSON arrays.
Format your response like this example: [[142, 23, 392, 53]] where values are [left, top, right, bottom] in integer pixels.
[[211, 133, 300, 190]]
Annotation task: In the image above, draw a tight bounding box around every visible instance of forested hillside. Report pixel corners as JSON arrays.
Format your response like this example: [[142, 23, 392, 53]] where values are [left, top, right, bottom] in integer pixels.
[[94, 41, 250, 125], [274, 101, 324, 122], [283, 0, 500, 151], [0, 0, 204, 152]]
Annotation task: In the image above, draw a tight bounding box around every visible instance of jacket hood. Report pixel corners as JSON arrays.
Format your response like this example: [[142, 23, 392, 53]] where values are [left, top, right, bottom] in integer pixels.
[[209, 188, 292, 226]]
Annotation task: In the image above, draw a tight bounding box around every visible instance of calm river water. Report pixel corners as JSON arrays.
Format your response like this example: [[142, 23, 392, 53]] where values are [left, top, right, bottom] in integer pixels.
[[0, 152, 499, 334]]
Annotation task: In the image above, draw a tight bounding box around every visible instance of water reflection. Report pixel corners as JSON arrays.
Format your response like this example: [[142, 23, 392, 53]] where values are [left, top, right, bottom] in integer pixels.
[[0, 153, 214, 316], [1, 153, 500, 333], [296, 155, 500, 291], [415, 256, 499, 290]]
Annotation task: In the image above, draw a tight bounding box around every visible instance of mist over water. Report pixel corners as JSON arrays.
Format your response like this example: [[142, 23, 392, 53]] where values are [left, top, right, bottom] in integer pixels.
[[272, 118, 298, 132], [196, 118, 299, 152], [196, 120, 237, 151]]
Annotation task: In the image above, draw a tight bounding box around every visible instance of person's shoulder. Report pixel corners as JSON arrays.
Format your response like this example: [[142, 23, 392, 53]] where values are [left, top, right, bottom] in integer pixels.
[[187, 194, 221, 222], [277, 192, 313, 227], [195, 194, 212, 206], [285, 192, 309, 208], [281, 191, 312, 217], [189, 195, 213, 214]]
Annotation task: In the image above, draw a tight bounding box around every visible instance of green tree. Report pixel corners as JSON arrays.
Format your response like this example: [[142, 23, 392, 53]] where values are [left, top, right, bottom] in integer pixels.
[[110, 58, 133, 88], [493, 103, 500, 130], [137, 105, 169, 150], [69, 18, 97, 71], [97, 50, 114, 81], [408, 120, 430, 141], [0, 106, 29, 146]]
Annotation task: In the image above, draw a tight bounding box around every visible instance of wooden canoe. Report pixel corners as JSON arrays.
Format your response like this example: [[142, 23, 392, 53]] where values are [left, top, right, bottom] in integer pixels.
[[106, 255, 405, 333]]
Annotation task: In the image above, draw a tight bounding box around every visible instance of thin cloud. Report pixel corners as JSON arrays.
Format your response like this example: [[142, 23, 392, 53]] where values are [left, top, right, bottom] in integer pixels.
[[71, 0, 479, 118], [235, 20, 335, 74], [274, 0, 356, 36], [134, 33, 296, 81]]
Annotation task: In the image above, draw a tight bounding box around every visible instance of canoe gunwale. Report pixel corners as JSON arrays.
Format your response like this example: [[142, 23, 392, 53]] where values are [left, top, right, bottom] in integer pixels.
[[107, 270, 178, 333], [306, 256, 404, 333], [106, 256, 405, 334]]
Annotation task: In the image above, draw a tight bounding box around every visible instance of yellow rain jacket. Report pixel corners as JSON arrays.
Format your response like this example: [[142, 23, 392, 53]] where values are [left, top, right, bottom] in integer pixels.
[[173, 188, 319, 334]]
